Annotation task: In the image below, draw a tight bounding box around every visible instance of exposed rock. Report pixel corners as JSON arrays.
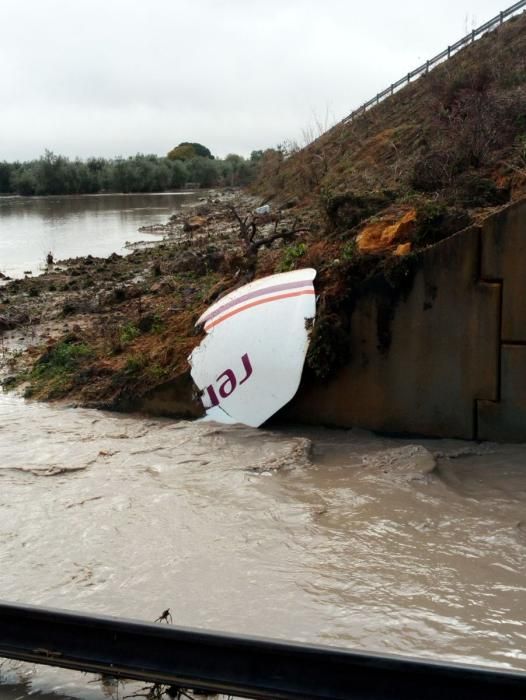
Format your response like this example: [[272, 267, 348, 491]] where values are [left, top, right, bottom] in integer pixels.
[[357, 209, 416, 254], [183, 215, 207, 232], [394, 242, 412, 256]]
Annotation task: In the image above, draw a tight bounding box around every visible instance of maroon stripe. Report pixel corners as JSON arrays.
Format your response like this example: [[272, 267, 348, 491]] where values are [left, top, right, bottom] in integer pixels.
[[200, 279, 314, 325]]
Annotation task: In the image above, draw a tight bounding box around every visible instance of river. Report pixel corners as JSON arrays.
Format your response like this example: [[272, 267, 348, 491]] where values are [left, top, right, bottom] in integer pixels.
[[0, 195, 526, 699], [0, 192, 198, 279]]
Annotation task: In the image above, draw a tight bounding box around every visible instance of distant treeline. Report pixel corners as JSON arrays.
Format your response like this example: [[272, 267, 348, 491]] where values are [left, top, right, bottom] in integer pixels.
[[0, 150, 264, 196]]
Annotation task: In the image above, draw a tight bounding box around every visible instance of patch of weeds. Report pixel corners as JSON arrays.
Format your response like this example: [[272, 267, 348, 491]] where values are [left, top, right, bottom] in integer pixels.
[[124, 353, 147, 375], [151, 316, 165, 334], [26, 338, 94, 398], [28, 287, 39, 298], [120, 322, 140, 344], [146, 363, 168, 382], [321, 189, 394, 230], [278, 242, 307, 272], [454, 173, 509, 207], [341, 239, 358, 263], [31, 340, 93, 381], [306, 312, 351, 380], [413, 202, 470, 246]]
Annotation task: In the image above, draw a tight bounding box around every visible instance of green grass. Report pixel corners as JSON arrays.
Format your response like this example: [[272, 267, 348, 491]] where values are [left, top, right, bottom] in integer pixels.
[[31, 340, 93, 381], [120, 322, 140, 344], [278, 242, 307, 272], [21, 339, 94, 398]]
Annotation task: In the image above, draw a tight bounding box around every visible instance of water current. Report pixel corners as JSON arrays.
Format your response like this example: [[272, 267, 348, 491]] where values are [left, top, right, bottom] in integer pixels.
[[1, 394, 525, 698]]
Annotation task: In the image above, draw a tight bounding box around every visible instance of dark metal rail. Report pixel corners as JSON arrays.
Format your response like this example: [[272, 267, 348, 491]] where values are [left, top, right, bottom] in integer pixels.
[[1, 601, 526, 699], [340, 0, 526, 125]]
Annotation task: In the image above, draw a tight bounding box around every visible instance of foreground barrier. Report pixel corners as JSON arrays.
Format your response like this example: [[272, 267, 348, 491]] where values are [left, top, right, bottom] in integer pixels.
[[0, 601, 525, 699]]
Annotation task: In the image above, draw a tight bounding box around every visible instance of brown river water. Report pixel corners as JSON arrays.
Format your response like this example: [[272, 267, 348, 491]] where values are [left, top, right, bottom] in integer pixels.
[[1, 393, 525, 698]]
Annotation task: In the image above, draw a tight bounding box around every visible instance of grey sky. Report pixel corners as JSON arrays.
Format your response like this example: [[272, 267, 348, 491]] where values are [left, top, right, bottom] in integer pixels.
[[0, 0, 514, 160]]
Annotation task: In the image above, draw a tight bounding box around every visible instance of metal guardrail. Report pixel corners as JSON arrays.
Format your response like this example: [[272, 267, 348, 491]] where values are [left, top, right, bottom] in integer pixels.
[[341, 0, 526, 125], [1, 601, 526, 699]]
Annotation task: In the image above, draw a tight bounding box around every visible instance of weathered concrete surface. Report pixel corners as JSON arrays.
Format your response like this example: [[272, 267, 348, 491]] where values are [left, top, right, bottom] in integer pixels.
[[285, 227, 501, 439], [284, 197, 526, 440], [478, 345, 526, 442], [135, 373, 203, 419], [481, 201, 526, 342]]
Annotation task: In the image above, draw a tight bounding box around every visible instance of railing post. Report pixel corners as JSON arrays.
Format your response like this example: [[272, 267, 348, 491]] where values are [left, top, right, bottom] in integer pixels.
[[391, 84, 394, 95], [472, 29, 475, 42], [407, 72, 410, 83], [426, 60, 430, 73], [500, 11, 504, 24], [447, 45, 451, 58]]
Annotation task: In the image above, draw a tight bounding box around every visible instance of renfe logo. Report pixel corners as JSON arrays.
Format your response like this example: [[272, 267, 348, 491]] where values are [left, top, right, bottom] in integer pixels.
[[204, 353, 253, 407]]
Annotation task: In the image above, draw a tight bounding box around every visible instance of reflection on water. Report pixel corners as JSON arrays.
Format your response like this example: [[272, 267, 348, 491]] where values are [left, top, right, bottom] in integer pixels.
[[0, 192, 196, 278], [0, 394, 525, 698]]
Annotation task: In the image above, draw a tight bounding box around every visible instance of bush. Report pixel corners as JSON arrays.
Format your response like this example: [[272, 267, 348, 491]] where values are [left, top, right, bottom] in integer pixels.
[[454, 173, 509, 207], [321, 190, 394, 230], [278, 242, 307, 271], [32, 340, 93, 381], [413, 202, 471, 246], [120, 322, 140, 344]]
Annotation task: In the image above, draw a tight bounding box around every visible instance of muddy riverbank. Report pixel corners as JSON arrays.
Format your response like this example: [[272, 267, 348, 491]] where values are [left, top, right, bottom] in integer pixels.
[[0, 188, 318, 415]]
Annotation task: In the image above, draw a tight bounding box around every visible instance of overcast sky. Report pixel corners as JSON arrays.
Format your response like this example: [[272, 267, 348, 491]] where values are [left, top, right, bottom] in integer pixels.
[[0, 0, 516, 161]]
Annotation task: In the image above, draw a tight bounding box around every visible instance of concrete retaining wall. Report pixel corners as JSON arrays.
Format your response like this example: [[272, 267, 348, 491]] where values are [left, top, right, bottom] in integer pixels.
[[286, 198, 526, 441]]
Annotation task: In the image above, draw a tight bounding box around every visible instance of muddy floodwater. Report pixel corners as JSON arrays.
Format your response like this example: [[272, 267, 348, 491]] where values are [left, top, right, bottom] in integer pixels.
[[0, 394, 525, 697], [0, 192, 197, 279]]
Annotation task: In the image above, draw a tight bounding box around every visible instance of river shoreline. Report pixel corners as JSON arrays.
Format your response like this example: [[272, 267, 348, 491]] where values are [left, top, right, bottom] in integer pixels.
[[0, 188, 309, 416]]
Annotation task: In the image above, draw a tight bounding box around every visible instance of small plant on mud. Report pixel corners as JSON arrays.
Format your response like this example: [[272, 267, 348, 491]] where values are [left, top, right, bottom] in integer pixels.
[[20, 338, 94, 399], [120, 322, 140, 345], [32, 340, 93, 380], [278, 242, 307, 272], [124, 353, 147, 375], [341, 239, 358, 263], [146, 363, 168, 381]]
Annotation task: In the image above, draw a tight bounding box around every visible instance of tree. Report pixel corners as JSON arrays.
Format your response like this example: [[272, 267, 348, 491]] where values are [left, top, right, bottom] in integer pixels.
[[0, 162, 13, 193], [167, 142, 213, 161], [221, 154, 254, 186], [187, 156, 219, 187], [11, 167, 37, 196]]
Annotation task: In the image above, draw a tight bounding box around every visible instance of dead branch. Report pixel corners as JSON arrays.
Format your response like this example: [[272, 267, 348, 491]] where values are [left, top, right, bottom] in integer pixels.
[[228, 204, 310, 281], [250, 227, 310, 251], [227, 205, 256, 243]]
